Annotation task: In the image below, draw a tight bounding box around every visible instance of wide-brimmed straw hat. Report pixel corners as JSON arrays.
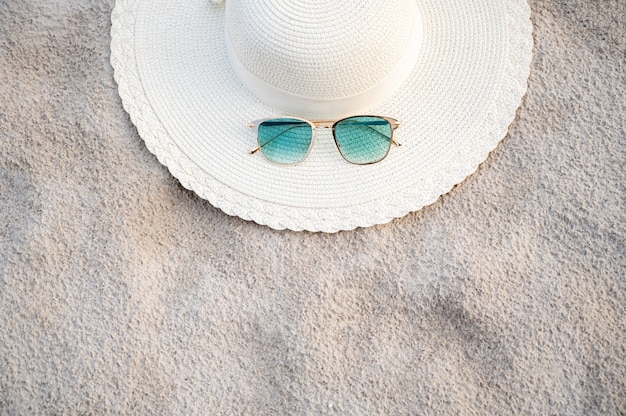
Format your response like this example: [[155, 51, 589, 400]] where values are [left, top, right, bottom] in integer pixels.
[[110, 0, 533, 232]]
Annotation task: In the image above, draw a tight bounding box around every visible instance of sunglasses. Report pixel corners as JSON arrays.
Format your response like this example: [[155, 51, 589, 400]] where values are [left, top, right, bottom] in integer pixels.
[[249, 116, 401, 165]]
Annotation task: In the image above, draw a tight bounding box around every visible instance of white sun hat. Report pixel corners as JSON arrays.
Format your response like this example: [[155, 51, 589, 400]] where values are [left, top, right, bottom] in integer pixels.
[[110, 0, 533, 232]]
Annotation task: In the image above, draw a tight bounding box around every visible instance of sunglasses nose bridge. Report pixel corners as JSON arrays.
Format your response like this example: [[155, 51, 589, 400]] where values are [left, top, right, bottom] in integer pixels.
[[312, 120, 335, 129]]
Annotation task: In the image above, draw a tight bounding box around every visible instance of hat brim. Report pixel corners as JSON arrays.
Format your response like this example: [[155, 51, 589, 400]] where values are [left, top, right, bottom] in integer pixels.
[[111, 0, 533, 232]]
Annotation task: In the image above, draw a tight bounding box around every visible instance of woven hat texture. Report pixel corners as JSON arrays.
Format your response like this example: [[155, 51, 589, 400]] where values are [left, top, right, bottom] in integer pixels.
[[110, 0, 533, 232]]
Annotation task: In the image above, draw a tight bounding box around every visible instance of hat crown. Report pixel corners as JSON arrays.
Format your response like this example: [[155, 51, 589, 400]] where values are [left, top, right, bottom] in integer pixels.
[[225, 0, 421, 115]]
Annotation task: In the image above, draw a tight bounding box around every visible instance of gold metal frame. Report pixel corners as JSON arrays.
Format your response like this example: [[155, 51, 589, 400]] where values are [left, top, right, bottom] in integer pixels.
[[249, 115, 401, 165]]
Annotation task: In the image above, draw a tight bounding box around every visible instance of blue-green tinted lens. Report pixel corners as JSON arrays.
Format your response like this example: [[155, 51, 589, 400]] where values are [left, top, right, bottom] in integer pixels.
[[333, 116, 392, 164], [258, 118, 313, 164]]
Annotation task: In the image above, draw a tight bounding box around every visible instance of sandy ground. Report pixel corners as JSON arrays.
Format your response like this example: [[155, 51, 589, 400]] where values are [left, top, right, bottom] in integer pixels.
[[0, 0, 625, 414]]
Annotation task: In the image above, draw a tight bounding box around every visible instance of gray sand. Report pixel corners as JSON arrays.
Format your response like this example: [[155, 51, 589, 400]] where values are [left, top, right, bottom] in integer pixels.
[[1, 0, 625, 414]]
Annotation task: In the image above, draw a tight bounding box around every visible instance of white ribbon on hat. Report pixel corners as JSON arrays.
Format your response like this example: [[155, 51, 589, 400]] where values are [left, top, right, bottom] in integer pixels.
[[224, 2, 423, 118]]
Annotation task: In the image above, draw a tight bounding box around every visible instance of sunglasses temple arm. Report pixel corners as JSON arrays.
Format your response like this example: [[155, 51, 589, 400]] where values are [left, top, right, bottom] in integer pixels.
[[362, 124, 402, 147], [248, 123, 260, 154], [249, 124, 306, 155]]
